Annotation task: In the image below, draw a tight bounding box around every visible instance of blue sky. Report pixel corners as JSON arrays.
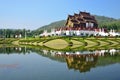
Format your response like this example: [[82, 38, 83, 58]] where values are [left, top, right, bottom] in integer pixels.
[[0, 0, 120, 30]]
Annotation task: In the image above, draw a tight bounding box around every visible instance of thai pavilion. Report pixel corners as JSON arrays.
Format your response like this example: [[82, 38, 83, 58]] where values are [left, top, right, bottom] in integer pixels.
[[40, 11, 120, 37], [65, 11, 98, 29]]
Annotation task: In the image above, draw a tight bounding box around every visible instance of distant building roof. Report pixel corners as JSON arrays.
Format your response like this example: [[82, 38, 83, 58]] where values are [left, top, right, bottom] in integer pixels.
[[66, 11, 98, 28]]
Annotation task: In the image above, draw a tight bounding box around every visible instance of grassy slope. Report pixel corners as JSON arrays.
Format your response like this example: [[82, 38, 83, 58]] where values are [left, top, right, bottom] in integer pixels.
[[44, 39, 68, 49], [18, 37, 120, 50]]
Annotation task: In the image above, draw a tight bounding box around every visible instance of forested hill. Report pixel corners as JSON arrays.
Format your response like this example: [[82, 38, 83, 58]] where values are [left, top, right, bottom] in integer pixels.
[[95, 15, 117, 23], [33, 15, 120, 34], [37, 20, 66, 32], [94, 15, 120, 29]]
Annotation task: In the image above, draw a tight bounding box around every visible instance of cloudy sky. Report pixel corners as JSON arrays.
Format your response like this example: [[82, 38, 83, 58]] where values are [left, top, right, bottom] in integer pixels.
[[0, 0, 120, 30]]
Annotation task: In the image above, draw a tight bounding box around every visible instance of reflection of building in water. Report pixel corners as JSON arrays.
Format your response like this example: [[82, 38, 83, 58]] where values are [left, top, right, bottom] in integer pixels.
[[95, 49, 119, 56], [55, 49, 119, 57], [109, 49, 116, 56], [1, 47, 120, 73], [43, 50, 49, 55], [40, 49, 120, 73], [66, 54, 98, 72], [40, 48, 120, 58], [40, 49, 120, 58]]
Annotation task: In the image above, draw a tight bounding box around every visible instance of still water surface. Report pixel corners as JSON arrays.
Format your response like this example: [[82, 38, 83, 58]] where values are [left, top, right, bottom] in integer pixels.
[[0, 46, 120, 80]]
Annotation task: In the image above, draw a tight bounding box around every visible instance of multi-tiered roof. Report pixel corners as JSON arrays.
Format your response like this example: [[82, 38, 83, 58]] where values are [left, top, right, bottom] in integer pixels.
[[65, 12, 98, 29]]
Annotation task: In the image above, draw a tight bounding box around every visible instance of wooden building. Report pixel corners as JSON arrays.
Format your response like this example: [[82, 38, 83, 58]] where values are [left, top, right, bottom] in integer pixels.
[[65, 12, 98, 29]]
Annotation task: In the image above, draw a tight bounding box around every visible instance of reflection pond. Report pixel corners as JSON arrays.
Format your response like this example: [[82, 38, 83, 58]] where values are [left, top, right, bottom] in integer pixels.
[[0, 46, 120, 80]]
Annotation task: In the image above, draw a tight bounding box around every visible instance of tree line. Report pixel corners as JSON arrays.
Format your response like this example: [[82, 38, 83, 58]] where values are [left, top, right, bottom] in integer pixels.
[[98, 21, 120, 31], [0, 29, 32, 38]]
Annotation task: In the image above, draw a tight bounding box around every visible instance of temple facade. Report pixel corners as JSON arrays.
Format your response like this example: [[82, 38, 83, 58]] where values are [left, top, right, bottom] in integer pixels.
[[65, 12, 98, 29]]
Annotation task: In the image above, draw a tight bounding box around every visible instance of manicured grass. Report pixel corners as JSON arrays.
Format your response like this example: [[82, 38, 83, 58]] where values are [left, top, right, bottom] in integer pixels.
[[71, 40, 83, 45], [107, 40, 119, 46], [44, 39, 68, 49], [97, 40, 109, 47], [2, 37, 119, 50], [84, 39, 98, 48], [0, 38, 18, 44]]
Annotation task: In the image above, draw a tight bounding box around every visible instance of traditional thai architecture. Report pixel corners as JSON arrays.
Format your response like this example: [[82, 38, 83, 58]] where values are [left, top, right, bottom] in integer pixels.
[[65, 12, 98, 29], [40, 11, 120, 37]]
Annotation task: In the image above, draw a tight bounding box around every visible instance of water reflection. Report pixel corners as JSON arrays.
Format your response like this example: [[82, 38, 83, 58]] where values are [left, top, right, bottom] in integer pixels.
[[0, 46, 30, 54], [0, 63, 19, 69], [66, 54, 98, 72], [40, 49, 120, 72], [0, 46, 120, 73]]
